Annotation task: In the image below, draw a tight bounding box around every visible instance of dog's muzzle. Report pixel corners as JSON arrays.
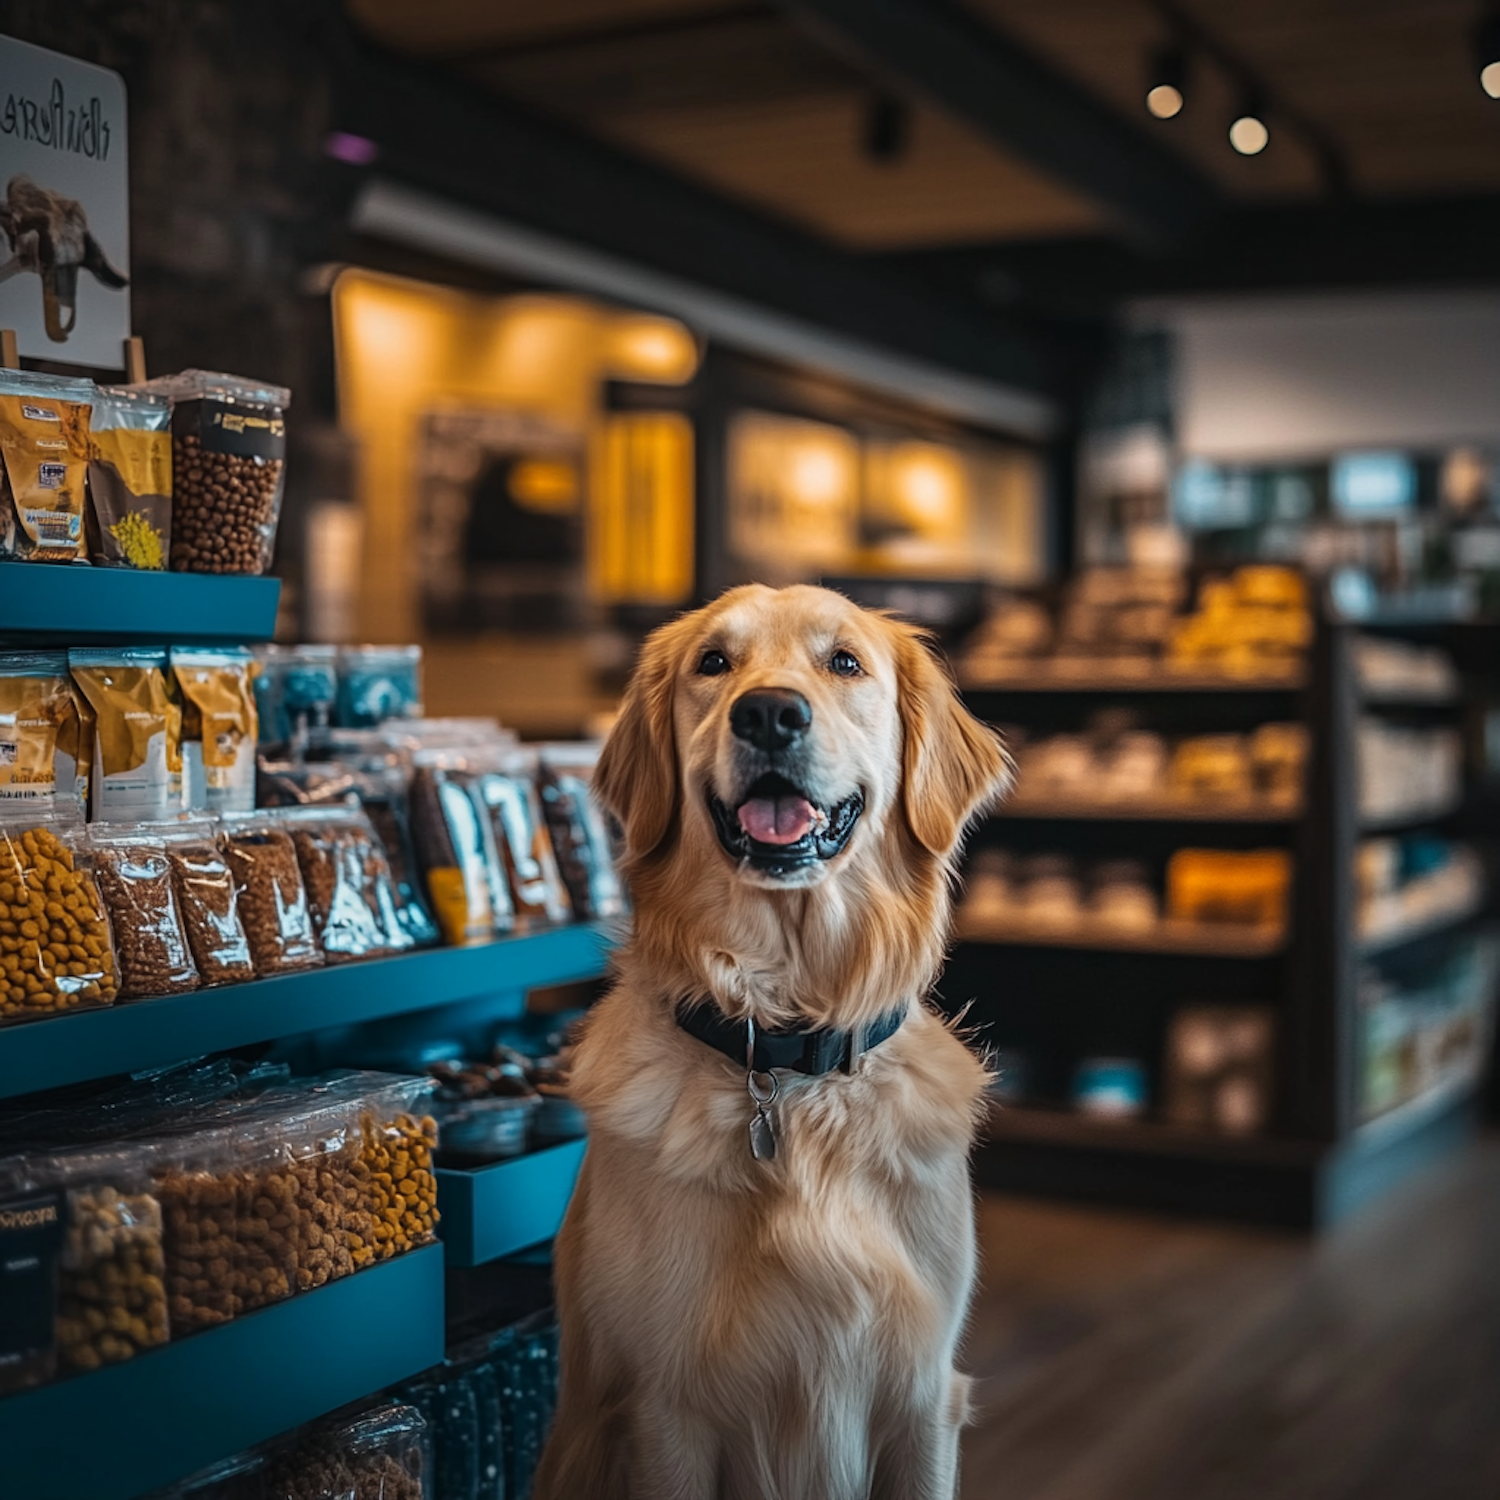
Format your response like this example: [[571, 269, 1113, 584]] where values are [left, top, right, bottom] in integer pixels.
[[708, 772, 863, 877]]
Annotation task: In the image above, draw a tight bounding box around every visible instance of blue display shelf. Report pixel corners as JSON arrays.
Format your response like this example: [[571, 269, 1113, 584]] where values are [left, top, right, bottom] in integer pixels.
[[0, 561, 280, 644], [0, 924, 613, 1101], [0, 1243, 445, 1500], [437, 1138, 587, 1267]]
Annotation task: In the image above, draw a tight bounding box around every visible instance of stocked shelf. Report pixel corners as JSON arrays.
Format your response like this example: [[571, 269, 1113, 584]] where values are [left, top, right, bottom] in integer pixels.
[[0, 1243, 445, 1500], [993, 794, 1301, 824], [956, 913, 1285, 958], [0, 561, 281, 645], [1359, 890, 1487, 957], [960, 663, 1305, 693], [0, 923, 613, 1101], [437, 1137, 587, 1267], [1361, 797, 1464, 833]]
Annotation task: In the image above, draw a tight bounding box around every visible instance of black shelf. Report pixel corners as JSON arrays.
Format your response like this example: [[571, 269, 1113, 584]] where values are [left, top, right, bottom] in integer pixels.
[[0, 562, 280, 645], [0, 924, 613, 1101], [0, 1244, 445, 1500]]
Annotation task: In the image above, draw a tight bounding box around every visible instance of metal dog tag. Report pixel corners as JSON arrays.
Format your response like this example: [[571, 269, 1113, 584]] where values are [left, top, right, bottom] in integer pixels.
[[745, 1017, 779, 1163]]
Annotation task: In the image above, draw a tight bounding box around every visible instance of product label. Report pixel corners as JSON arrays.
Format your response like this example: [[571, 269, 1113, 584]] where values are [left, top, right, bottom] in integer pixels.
[[0, 1191, 63, 1374], [174, 397, 285, 462]]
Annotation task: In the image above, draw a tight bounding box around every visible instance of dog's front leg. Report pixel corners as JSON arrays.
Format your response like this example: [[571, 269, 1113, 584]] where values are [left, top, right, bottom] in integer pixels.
[[870, 1370, 970, 1500]]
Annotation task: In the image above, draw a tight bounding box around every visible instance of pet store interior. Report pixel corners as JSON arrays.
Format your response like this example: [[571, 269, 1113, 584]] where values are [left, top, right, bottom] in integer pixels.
[[2, 1, 1500, 1496]]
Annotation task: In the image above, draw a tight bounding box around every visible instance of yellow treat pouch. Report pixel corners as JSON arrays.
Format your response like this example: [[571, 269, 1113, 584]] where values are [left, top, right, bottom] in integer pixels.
[[86, 387, 172, 569], [170, 647, 258, 813], [0, 371, 94, 563], [68, 648, 181, 820], [0, 652, 72, 801]]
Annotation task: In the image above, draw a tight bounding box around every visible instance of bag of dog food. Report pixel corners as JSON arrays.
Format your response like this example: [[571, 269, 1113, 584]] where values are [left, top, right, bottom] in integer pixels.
[[68, 648, 182, 820], [537, 743, 627, 920], [0, 370, 94, 563], [86, 386, 172, 569], [0, 652, 72, 802], [171, 647, 258, 814], [54, 678, 95, 821]]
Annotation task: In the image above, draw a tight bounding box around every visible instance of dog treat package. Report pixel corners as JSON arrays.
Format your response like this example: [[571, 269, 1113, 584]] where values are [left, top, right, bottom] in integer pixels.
[[470, 750, 572, 931], [0, 808, 119, 1026], [139, 370, 290, 576], [86, 386, 172, 569], [250, 644, 339, 749], [0, 652, 73, 803], [68, 648, 182, 820], [163, 819, 256, 986], [88, 823, 202, 1000], [0, 370, 94, 564], [220, 811, 324, 976], [336, 644, 424, 728], [53, 677, 95, 821], [260, 1400, 432, 1500], [408, 760, 508, 946], [50, 1142, 171, 1377], [537, 743, 627, 921], [257, 754, 440, 951], [282, 804, 412, 962], [171, 647, 258, 814]]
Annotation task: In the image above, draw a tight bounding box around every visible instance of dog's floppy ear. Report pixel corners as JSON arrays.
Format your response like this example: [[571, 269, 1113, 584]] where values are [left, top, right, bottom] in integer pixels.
[[594, 615, 690, 861], [893, 622, 1012, 857]]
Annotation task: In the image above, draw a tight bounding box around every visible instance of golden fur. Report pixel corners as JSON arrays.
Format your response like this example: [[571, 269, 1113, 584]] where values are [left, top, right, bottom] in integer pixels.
[[533, 584, 1011, 1500]]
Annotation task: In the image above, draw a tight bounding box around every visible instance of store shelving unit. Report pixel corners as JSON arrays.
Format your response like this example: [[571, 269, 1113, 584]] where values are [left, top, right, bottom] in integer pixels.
[[947, 610, 1499, 1228], [0, 1244, 446, 1500], [0, 566, 612, 1496]]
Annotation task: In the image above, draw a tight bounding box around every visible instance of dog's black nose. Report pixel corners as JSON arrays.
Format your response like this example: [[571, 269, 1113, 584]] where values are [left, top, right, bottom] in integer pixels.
[[730, 689, 812, 753]]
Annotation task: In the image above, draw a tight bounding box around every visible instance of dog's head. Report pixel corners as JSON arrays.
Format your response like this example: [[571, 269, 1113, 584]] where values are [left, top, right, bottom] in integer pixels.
[[596, 585, 1010, 1020]]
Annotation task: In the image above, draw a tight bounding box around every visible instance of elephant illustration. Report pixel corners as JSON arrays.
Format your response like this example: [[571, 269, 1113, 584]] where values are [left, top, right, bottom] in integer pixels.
[[0, 174, 128, 343]]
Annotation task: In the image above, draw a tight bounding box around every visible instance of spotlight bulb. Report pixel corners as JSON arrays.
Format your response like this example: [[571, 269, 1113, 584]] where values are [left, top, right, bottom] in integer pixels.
[[1484, 60, 1500, 99], [1229, 114, 1269, 156], [1147, 83, 1184, 119]]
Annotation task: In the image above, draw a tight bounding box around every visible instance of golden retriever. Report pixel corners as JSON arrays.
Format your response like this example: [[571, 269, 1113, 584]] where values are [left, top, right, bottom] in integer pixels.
[[533, 584, 1010, 1500]]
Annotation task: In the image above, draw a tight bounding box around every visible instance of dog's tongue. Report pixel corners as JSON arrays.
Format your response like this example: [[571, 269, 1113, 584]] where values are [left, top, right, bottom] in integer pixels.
[[737, 793, 817, 846]]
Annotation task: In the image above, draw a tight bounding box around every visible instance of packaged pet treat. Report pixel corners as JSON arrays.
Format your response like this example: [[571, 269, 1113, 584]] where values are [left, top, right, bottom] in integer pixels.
[[163, 819, 255, 985], [471, 751, 571, 930], [69, 648, 181, 820], [0, 370, 93, 563], [89, 824, 201, 999], [537, 743, 626, 920], [0, 1155, 62, 1393], [336, 644, 423, 728], [171, 647, 258, 813], [53, 677, 95, 821], [220, 812, 324, 975], [283, 805, 411, 962], [86, 386, 172, 569], [139, 370, 289, 576], [0, 809, 119, 1025], [0, 652, 72, 802], [408, 761, 505, 945]]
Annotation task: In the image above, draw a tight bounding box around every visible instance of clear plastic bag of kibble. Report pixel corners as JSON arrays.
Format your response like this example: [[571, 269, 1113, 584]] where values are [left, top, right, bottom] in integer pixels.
[[138, 370, 290, 577], [262, 1400, 432, 1500], [282, 805, 412, 963], [47, 1140, 171, 1378], [220, 811, 324, 976], [88, 823, 202, 1001], [163, 818, 256, 986], [0, 808, 120, 1025]]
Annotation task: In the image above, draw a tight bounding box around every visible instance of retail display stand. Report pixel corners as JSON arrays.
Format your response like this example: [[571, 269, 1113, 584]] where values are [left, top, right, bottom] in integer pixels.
[[0, 565, 612, 1495], [949, 607, 1498, 1228]]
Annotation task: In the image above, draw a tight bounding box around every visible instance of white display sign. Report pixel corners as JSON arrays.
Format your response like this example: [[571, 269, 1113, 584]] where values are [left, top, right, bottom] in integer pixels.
[[0, 35, 129, 368]]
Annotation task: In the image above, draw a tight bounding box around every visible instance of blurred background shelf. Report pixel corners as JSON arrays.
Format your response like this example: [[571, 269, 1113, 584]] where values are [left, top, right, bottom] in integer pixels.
[[993, 795, 1301, 823], [1359, 891, 1487, 957], [0, 562, 281, 645], [0, 924, 613, 1101], [957, 915, 1285, 957], [960, 665, 1305, 693], [0, 1244, 445, 1500], [437, 1137, 587, 1267], [1361, 798, 1465, 832]]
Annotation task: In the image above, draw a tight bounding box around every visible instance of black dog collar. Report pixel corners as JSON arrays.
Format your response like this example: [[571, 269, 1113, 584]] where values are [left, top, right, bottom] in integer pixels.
[[677, 1000, 907, 1076]]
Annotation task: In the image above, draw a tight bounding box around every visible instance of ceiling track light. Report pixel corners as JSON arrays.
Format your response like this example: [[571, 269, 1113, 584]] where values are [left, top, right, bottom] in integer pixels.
[[862, 93, 911, 164], [1145, 42, 1189, 120], [1478, 10, 1500, 98]]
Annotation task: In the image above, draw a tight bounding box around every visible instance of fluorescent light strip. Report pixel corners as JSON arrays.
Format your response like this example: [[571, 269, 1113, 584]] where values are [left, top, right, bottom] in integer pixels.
[[351, 178, 1057, 439]]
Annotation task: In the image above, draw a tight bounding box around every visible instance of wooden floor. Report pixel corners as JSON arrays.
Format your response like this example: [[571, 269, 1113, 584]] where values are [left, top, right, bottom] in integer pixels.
[[961, 1136, 1500, 1500]]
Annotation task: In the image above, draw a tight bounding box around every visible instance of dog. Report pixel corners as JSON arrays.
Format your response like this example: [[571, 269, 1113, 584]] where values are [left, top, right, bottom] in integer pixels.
[[0, 175, 129, 343], [533, 583, 1011, 1500]]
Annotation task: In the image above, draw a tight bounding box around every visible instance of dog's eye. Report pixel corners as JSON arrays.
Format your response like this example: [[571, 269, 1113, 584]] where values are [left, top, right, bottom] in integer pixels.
[[697, 649, 731, 677], [829, 649, 863, 678]]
